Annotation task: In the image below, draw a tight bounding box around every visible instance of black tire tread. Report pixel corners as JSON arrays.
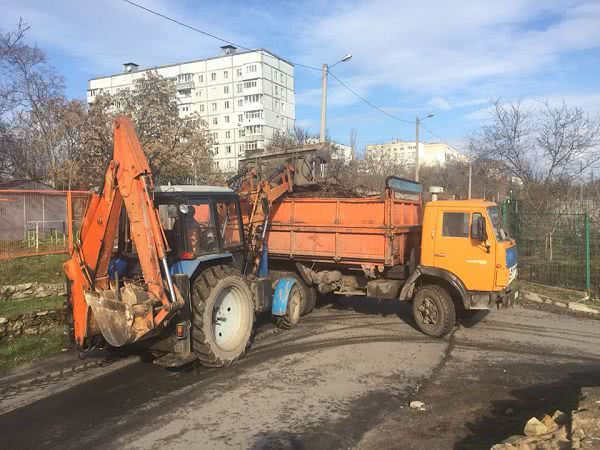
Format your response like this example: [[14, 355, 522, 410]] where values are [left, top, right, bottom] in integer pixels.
[[413, 284, 456, 338], [191, 265, 254, 367]]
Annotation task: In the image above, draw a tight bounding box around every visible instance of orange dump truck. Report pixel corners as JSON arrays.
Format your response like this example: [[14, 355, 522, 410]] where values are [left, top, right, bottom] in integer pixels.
[[261, 177, 518, 337]]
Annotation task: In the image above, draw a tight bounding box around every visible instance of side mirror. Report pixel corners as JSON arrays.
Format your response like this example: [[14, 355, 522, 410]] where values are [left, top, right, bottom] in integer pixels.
[[471, 216, 487, 241]]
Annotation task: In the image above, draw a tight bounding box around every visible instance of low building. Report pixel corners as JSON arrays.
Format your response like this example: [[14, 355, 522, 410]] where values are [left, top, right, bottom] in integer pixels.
[[364, 140, 465, 167]]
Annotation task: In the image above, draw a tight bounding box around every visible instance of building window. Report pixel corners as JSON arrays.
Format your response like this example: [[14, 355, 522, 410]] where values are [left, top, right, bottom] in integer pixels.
[[245, 125, 262, 135], [226, 145, 232, 154], [236, 83, 243, 93], [213, 117, 218, 125], [247, 141, 258, 150], [244, 80, 257, 89], [244, 94, 261, 103], [238, 129, 245, 137], [281, 73, 285, 82], [199, 104, 205, 112], [224, 86, 229, 94], [224, 100, 230, 109], [245, 110, 263, 119], [214, 146, 219, 155], [238, 114, 243, 123], [237, 99, 243, 107], [211, 132, 219, 141], [223, 70, 228, 79], [215, 160, 220, 169], [225, 130, 231, 138], [211, 102, 217, 112], [199, 74, 204, 83], [246, 64, 257, 73], [236, 68, 242, 77], [177, 73, 192, 83], [211, 72, 217, 81], [274, 85, 279, 95], [224, 115, 230, 123]]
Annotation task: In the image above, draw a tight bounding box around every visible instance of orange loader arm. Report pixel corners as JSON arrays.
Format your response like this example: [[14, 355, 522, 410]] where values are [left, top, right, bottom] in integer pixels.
[[64, 115, 179, 348]]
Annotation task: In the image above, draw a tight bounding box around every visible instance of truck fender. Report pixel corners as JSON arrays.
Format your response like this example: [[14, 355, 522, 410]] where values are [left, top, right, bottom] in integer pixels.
[[399, 266, 468, 307], [272, 277, 298, 316]]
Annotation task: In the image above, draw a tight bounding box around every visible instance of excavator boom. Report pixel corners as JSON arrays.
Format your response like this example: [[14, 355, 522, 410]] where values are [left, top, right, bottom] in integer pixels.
[[64, 116, 180, 348]]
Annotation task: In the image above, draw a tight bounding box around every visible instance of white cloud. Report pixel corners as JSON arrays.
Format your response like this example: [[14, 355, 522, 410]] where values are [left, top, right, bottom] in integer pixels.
[[0, 0, 256, 77], [296, 0, 600, 97]]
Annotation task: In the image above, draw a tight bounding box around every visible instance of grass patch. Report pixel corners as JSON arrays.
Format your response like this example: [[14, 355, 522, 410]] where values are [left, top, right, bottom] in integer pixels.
[[0, 295, 65, 318], [0, 254, 68, 285], [0, 328, 67, 370]]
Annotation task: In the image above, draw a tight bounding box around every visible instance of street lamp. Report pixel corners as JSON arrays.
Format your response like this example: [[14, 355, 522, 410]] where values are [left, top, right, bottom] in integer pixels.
[[415, 112, 434, 181], [320, 53, 352, 142]]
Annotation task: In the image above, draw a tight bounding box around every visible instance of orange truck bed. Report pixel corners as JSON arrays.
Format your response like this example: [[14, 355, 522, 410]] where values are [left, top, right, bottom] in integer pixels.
[[265, 192, 422, 267]]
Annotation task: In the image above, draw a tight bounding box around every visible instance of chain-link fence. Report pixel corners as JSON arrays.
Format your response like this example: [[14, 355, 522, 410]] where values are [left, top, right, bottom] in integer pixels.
[[502, 199, 594, 293], [0, 190, 91, 259]]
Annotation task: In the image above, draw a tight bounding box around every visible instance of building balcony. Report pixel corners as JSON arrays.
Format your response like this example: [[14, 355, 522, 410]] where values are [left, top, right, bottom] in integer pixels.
[[243, 116, 265, 126], [242, 101, 263, 112], [176, 81, 195, 90]]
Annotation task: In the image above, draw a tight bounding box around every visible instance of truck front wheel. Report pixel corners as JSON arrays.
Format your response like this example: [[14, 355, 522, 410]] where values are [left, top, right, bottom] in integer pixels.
[[191, 265, 255, 367], [412, 284, 456, 338]]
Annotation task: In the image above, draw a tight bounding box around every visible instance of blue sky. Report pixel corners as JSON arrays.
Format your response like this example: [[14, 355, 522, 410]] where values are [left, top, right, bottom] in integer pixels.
[[2, 0, 600, 155]]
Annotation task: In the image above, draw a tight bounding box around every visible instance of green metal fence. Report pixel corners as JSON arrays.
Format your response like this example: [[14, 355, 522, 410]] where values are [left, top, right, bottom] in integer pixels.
[[502, 200, 593, 293]]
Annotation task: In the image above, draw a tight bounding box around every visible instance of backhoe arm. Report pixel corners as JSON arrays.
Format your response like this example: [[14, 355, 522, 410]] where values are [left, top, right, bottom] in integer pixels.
[[64, 115, 179, 348]]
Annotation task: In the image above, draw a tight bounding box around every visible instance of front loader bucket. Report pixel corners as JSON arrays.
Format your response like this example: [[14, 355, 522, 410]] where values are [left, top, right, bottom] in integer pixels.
[[84, 290, 153, 347]]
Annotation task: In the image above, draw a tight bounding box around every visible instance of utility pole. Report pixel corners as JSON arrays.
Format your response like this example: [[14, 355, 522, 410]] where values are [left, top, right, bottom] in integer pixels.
[[319, 54, 352, 143], [320, 63, 328, 143], [415, 117, 420, 181], [414, 113, 434, 182]]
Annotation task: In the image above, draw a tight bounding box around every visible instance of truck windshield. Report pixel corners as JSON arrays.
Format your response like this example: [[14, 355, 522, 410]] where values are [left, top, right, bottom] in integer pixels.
[[487, 206, 509, 241]]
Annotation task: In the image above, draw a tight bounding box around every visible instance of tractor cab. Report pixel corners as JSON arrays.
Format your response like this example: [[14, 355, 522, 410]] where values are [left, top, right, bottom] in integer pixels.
[[153, 185, 247, 278]]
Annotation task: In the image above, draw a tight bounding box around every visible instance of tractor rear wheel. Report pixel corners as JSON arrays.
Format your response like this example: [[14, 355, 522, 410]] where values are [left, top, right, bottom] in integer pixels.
[[191, 265, 255, 367]]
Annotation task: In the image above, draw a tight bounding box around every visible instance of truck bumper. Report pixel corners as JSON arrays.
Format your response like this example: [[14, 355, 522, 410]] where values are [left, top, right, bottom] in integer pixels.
[[496, 285, 518, 309], [466, 284, 518, 310]]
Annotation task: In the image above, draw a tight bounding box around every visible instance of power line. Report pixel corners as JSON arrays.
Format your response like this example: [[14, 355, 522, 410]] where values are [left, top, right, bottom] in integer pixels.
[[327, 70, 414, 124], [420, 123, 469, 154], [121, 0, 321, 71], [122, 0, 417, 125]]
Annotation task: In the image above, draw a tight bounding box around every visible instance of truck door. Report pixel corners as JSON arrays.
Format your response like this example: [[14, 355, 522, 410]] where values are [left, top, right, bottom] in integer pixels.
[[433, 210, 494, 291]]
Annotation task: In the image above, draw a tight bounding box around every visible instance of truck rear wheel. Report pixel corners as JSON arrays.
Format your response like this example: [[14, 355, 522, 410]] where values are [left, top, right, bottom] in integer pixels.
[[275, 283, 302, 329], [191, 265, 255, 367], [412, 284, 456, 338], [301, 286, 317, 316]]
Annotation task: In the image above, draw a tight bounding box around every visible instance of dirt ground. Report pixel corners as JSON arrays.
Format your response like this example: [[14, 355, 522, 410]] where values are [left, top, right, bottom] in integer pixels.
[[0, 299, 599, 450]]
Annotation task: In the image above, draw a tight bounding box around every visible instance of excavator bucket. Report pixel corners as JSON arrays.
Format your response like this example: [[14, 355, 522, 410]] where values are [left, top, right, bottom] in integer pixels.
[[84, 285, 154, 347]]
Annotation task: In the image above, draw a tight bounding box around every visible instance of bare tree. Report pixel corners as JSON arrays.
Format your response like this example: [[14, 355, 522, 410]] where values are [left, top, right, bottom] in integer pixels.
[[471, 98, 600, 260], [52, 71, 215, 189]]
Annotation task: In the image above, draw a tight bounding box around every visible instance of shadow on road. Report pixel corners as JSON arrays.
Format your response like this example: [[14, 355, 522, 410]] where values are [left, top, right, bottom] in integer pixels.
[[454, 367, 600, 450], [323, 295, 422, 332]]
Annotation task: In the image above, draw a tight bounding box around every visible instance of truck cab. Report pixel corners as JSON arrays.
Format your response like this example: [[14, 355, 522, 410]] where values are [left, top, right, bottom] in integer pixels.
[[420, 199, 517, 307]]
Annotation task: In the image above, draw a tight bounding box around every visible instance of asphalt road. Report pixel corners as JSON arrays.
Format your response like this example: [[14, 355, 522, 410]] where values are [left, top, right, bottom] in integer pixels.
[[1, 299, 599, 450]]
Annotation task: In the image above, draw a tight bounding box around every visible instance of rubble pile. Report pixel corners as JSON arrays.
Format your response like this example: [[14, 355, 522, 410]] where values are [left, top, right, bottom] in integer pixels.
[[491, 410, 570, 450], [492, 388, 600, 449]]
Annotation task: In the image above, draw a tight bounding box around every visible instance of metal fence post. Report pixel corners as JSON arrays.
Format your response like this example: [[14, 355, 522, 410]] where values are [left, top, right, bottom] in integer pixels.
[[67, 191, 74, 253], [585, 212, 591, 292]]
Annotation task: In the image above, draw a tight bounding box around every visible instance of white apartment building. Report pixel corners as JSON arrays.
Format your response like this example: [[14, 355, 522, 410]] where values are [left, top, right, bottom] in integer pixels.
[[365, 140, 465, 167], [87, 45, 295, 172]]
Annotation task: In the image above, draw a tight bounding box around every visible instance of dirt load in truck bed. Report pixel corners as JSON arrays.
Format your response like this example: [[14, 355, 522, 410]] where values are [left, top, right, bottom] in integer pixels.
[[285, 183, 374, 198]]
